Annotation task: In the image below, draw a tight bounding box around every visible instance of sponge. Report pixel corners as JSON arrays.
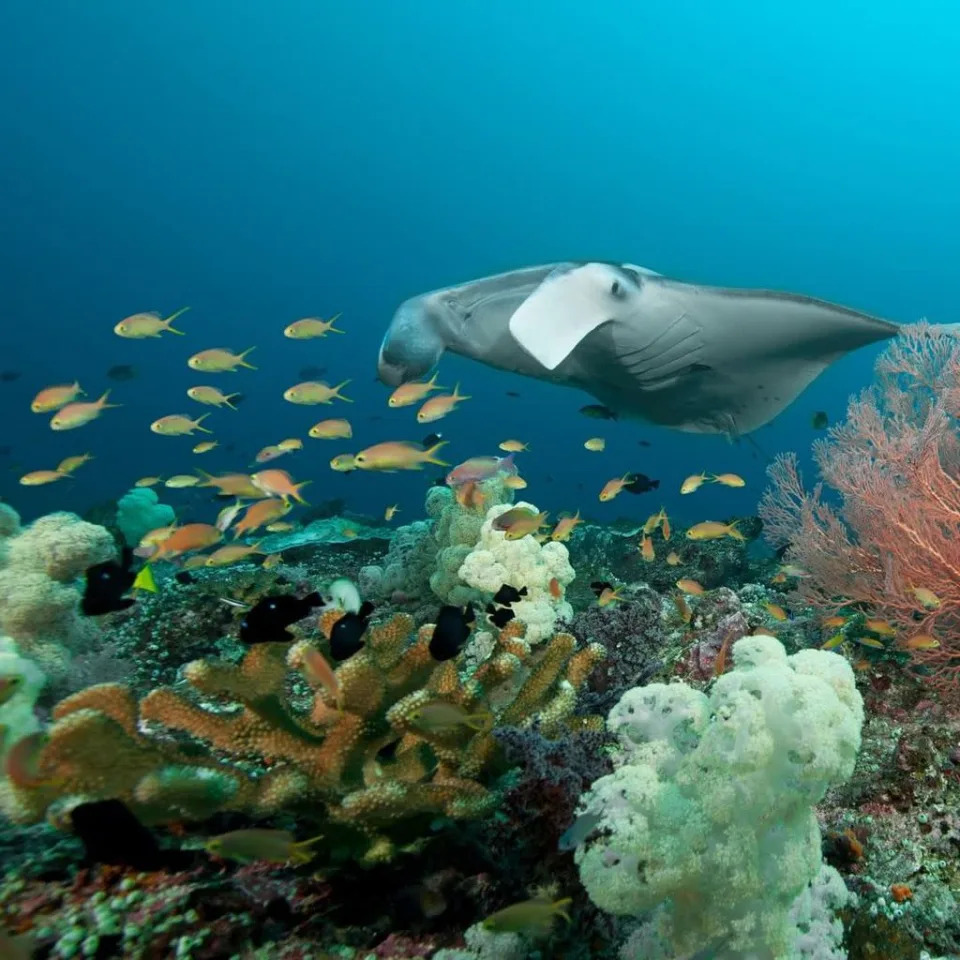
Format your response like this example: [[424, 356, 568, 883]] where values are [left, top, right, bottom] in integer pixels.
[[575, 634, 863, 958]]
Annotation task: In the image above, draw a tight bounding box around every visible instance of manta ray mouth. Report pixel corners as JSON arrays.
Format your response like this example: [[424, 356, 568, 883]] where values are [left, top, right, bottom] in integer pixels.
[[377, 298, 446, 386]]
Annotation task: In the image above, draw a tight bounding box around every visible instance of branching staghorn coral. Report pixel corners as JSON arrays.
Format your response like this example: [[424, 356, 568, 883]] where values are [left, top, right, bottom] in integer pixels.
[[2, 611, 604, 861]]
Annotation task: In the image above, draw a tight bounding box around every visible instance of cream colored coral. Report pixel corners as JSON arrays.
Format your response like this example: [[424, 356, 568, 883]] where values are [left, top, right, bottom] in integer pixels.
[[457, 501, 575, 644]]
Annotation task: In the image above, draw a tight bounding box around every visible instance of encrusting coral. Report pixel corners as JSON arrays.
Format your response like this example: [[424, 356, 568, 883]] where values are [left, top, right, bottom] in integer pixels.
[[2, 610, 605, 862], [0, 508, 115, 681]]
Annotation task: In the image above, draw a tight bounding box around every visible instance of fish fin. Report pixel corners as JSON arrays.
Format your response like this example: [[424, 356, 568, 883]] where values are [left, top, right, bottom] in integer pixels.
[[508, 263, 625, 370], [97, 390, 122, 409], [423, 441, 450, 466], [224, 393, 241, 410], [453, 382, 471, 401], [327, 313, 345, 333], [194, 414, 213, 434], [334, 379, 353, 401], [293, 481, 311, 505], [554, 898, 573, 923], [238, 347, 257, 370], [163, 306, 190, 333]]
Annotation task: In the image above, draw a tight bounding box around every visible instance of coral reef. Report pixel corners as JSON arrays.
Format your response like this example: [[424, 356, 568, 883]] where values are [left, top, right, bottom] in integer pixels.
[[115, 487, 175, 548], [0, 509, 115, 681], [3, 611, 605, 864]]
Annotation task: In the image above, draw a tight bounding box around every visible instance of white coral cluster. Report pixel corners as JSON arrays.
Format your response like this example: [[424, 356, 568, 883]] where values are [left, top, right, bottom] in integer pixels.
[[457, 501, 574, 645]]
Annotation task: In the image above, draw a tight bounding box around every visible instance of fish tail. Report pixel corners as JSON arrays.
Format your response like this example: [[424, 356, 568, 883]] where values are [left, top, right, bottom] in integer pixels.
[[238, 347, 257, 370], [452, 382, 471, 400], [423, 440, 450, 466], [223, 393, 240, 410], [466, 711, 494, 733], [327, 313, 345, 333], [334, 379, 353, 401], [292, 480, 312, 504], [427, 371, 444, 390], [163, 306, 190, 333], [553, 897, 573, 923], [75, 381, 86, 396], [194, 413, 213, 433], [98, 390, 121, 409]]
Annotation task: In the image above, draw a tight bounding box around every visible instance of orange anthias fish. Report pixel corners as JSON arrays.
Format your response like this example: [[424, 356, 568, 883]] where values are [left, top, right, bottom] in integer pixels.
[[455, 481, 488, 511], [292, 644, 341, 707], [902, 633, 940, 650], [503, 474, 527, 490], [20, 470, 70, 486], [417, 383, 471, 423], [188, 347, 256, 372], [598, 586, 622, 607], [599, 474, 632, 502], [864, 618, 897, 637], [250, 469, 310, 503], [50, 391, 119, 430], [114, 307, 189, 338], [150, 523, 222, 561], [765, 603, 788, 621], [197, 472, 267, 498], [215, 501, 245, 534], [446, 453, 516, 485], [551, 511, 582, 542], [499, 440, 528, 453], [680, 472, 709, 494], [31, 381, 83, 413], [283, 314, 344, 339], [388, 372, 443, 408], [329, 453, 357, 472], [676, 578, 705, 594], [193, 441, 218, 454], [354, 440, 449, 472], [151, 413, 212, 436], [232, 498, 292, 537], [309, 418, 352, 439], [283, 380, 352, 404], [255, 444, 288, 464], [277, 438, 303, 452], [498, 508, 549, 541], [910, 587, 941, 610], [666, 550, 681, 566], [187, 386, 241, 409], [639, 535, 655, 562], [674, 592, 692, 623], [686, 520, 744, 542], [549, 577, 562, 599]]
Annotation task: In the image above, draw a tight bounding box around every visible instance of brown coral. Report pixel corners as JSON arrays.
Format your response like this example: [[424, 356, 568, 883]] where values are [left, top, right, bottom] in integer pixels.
[[4, 613, 604, 860]]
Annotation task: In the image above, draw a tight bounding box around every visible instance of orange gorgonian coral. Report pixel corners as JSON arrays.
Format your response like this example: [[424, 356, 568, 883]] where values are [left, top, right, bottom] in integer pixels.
[[759, 322, 960, 701]]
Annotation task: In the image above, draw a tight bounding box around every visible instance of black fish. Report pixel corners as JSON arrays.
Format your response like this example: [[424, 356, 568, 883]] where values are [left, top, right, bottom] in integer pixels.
[[81, 547, 137, 616], [492, 584, 527, 606], [579, 404, 618, 420], [590, 581, 613, 597], [299, 365, 327, 380], [0, 370, 21, 383], [329, 600, 375, 660], [70, 799, 188, 871], [422, 432, 443, 448], [174, 571, 195, 585], [811, 410, 829, 430], [506, 391, 520, 398], [623, 473, 659, 494], [239, 592, 323, 644], [638, 440, 651, 447], [485, 603, 515, 628], [106, 364, 137, 382], [429, 603, 475, 661]]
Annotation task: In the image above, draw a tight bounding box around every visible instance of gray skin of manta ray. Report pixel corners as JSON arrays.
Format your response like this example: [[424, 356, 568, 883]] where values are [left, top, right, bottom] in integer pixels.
[[376, 262, 899, 436]]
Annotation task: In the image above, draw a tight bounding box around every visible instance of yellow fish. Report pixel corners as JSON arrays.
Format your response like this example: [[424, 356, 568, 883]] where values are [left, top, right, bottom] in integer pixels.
[[821, 633, 845, 650], [19, 470, 68, 486], [284, 379, 352, 404], [598, 586, 622, 607], [151, 414, 212, 436], [639, 535, 655, 562], [388, 372, 443, 407], [329, 453, 358, 472], [193, 441, 218, 453], [902, 633, 940, 650], [503, 474, 528, 490], [584, 437, 605, 452], [598, 474, 631, 501], [165, 475, 201, 488], [261, 553, 283, 570], [676, 578, 705, 595], [855, 635, 886, 649], [408, 701, 493, 734], [50, 391, 119, 430], [114, 307, 189, 338], [205, 829, 323, 865], [710, 473, 746, 488], [666, 550, 681, 566], [266, 521, 295, 532], [283, 314, 344, 339], [686, 520, 744, 541], [417, 383, 471, 423], [132, 565, 158, 592], [910, 587, 941, 610], [277, 438, 303, 452], [31, 381, 83, 413], [680, 472, 709, 494], [499, 440, 528, 453], [353, 441, 448, 471], [188, 347, 256, 372], [309, 418, 352, 439], [765, 602, 788, 621], [206, 542, 265, 566], [494, 507, 549, 540], [385, 504, 400, 521], [864, 618, 896, 637], [187, 386, 241, 409], [56, 453, 94, 474], [482, 897, 572, 935]]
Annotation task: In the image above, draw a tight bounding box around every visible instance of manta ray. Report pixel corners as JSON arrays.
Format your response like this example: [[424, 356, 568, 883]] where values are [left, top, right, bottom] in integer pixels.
[[376, 262, 899, 436]]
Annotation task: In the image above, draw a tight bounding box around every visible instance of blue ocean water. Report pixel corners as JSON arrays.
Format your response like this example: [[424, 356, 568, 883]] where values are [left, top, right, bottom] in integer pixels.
[[2, 0, 958, 532]]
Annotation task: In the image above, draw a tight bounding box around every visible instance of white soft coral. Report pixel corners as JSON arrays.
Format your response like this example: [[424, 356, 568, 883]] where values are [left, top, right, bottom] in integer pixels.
[[457, 501, 574, 644]]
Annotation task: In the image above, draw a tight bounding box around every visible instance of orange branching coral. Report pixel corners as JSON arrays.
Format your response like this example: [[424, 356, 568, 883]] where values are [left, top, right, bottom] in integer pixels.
[[2, 612, 604, 860]]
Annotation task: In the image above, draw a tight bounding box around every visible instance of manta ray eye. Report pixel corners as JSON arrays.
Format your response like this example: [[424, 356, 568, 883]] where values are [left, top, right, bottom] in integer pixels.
[[610, 279, 623, 298]]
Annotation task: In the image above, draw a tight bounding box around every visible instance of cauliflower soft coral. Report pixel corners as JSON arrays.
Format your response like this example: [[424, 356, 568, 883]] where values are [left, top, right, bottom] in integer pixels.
[[575, 634, 863, 959], [458, 501, 574, 644], [0, 510, 116, 680]]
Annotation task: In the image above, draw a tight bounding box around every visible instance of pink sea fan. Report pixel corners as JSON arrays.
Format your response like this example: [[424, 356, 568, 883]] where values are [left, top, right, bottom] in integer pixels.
[[759, 322, 960, 700]]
